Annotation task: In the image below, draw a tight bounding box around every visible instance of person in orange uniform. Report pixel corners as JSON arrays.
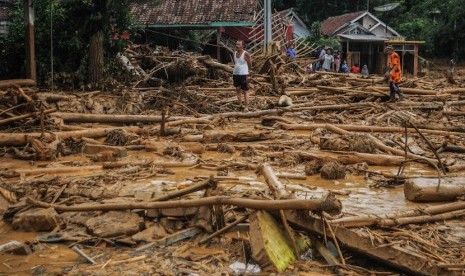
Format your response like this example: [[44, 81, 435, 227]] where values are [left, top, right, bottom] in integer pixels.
[[385, 45, 404, 102]]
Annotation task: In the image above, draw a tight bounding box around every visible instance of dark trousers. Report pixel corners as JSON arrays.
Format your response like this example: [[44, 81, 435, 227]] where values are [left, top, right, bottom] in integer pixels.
[[389, 82, 403, 98]]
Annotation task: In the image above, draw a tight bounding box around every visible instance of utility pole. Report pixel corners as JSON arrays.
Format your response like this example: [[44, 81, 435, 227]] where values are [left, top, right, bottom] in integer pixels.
[[264, 0, 272, 56], [24, 0, 36, 81], [50, 0, 54, 91]]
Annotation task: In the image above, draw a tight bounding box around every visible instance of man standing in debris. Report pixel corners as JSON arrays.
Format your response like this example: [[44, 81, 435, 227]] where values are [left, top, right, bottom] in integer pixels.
[[233, 40, 252, 112], [385, 45, 404, 102]]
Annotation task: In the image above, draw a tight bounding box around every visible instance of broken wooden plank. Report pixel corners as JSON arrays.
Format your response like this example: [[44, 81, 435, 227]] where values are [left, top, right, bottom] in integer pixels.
[[285, 211, 449, 276]]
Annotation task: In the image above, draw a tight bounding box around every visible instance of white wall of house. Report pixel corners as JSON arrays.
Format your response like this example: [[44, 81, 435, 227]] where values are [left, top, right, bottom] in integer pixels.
[[293, 21, 310, 39], [371, 25, 395, 38], [361, 16, 377, 30]]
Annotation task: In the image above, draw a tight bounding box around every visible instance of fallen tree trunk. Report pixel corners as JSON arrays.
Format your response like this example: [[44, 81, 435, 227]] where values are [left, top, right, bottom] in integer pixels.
[[285, 211, 448, 276], [0, 79, 36, 89], [4, 165, 102, 177], [446, 163, 465, 173], [332, 201, 465, 228], [279, 123, 465, 136], [442, 111, 465, 117], [27, 196, 343, 213], [249, 211, 310, 272], [369, 86, 439, 95], [0, 126, 147, 147], [404, 179, 465, 202], [197, 55, 233, 73], [54, 113, 191, 124], [0, 108, 56, 126], [324, 124, 439, 166], [38, 93, 77, 103]]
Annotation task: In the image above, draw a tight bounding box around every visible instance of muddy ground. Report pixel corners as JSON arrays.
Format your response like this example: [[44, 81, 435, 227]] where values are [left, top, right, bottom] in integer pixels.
[[0, 52, 465, 275]]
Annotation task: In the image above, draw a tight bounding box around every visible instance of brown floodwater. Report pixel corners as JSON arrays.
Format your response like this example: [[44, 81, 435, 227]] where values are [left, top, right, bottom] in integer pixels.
[[0, 129, 460, 274], [0, 222, 78, 275]]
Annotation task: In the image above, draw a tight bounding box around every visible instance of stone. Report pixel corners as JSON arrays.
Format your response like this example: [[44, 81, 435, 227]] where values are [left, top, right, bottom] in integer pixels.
[[85, 211, 144, 238], [0, 240, 32, 255], [132, 224, 168, 243], [12, 208, 62, 232], [82, 144, 127, 157]]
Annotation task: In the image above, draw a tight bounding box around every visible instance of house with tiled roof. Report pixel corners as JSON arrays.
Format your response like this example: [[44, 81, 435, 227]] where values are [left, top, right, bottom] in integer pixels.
[[130, 0, 258, 29], [321, 11, 423, 76]]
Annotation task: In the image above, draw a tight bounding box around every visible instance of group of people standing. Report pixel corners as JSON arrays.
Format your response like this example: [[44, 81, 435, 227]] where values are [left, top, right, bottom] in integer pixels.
[[313, 46, 369, 75], [231, 41, 406, 112]]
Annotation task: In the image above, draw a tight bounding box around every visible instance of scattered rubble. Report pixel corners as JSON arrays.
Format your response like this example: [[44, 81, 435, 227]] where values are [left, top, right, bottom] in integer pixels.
[[1, 46, 465, 275]]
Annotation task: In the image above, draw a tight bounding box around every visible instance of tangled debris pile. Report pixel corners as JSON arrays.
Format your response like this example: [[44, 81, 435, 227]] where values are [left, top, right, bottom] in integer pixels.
[[1, 48, 465, 275]]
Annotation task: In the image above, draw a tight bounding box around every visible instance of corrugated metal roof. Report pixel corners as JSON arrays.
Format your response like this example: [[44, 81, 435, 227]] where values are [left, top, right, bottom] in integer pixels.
[[338, 34, 387, 42], [130, 0, 257, 27]]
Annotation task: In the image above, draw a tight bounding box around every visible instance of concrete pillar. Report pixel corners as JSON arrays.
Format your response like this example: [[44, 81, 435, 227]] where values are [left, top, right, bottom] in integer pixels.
[[264, 0, 272, 55]]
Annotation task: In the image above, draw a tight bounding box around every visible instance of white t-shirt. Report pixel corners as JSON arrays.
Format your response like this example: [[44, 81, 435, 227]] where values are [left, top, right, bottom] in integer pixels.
[[322, 54, 334, 70]]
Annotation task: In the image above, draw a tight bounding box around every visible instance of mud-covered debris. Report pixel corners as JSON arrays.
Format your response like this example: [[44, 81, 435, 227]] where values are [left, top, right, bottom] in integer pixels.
[[12, 208, 63, 232], [241, 146, 257, 157], [320, 162, 347, 180], [83, 144, 127, 157], [349, 135, 376, 153], [163, 146, 184, 159], [85, 211, 144, 238], [218, 143, 235, 154], [304, 160, 324, 176], [105, 129, 138, 146], [132, 224, 168, 243]]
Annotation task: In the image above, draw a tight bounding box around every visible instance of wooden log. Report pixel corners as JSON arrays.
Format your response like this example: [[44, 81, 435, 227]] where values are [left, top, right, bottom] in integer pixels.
[[279, 123, 465, 136], [404, 179, 465, 202], [54, 113, 191, 124], [197, 55, 233, 73], [368, 86, 439, 95], [38, 93, 77, 103], [442, 88, 465, 94], [442, 111, 465, 117], [446, 163, 465, 173], [285, 211, 448, 276], [0, 108, 56, 126], [5, 166, 102, 177], [26, 195, 343, 213], [332, 201, 465, 228], [260, 163, 291, 199], [0, 79, 36, 89], [317, 85, 385, 97], [0, 126, 147, 147]]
